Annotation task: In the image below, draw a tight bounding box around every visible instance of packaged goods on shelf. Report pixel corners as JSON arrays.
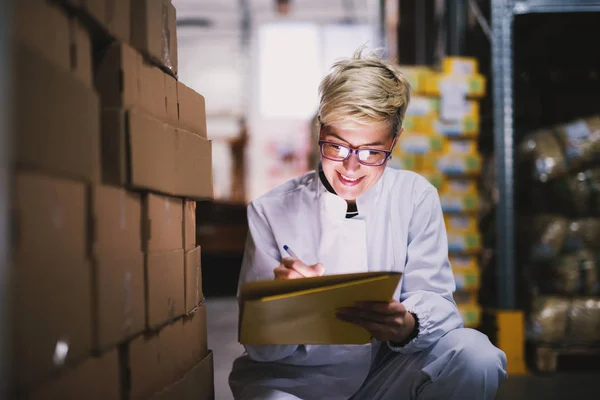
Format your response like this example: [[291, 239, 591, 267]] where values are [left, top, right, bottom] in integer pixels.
[[438, 179, 481, 214], [399, 66, 432, 94], [535, 249, 599, 296], [423, 72, 486, 99], [435, 141, 482, 177], [405, 96, 438, 117], [537, 168, 600, 217], [396, 132, 446, 156], [529, 296, 600, 346], [454, 290, 478, 305], [420, 171, 445, 190], [451, 256, 481, 292], [458, 303, 482, 328], [442, 57, 479, 76], [521, 215, 600, 262], [445, 215, 482, 255], [517, 115, 600, 182], [388, 153, 418, 171]]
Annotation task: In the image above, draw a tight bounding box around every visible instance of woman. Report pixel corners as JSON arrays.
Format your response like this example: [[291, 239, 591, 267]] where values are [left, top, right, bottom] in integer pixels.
[[229, 49, 507, 400]]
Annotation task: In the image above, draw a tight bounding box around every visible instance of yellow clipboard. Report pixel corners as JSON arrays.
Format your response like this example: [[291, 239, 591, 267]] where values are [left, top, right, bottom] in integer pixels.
[[239, 271, 402, 345]]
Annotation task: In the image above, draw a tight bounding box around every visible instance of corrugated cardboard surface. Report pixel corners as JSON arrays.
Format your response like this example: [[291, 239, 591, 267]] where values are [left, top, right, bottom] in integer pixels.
[[92, 185, 142, 256], [130, 0, 178, 75], [174, 127, 214, 199], [165, 74, 178, 124], [15, 0, 70, 72], [145, 250, 185, 328], [94, 252, 145, 350], [144, 193, 183, 252], [127, 109, 174, 192], [13, 172, 92, 389], [69, 17, 93, 87], [85, 0, 131, 42], [177, 81, 207, 137], [25, 349, 121, 400], [141, 60, 168, 120], [183, 200, 196, 251], [129, 319, 187, 400], [14, 36, 100, 183], [167, 1, 178, 76], [184, 247, 203, 314], [181, 304, 208, 365], [95, 42, 142, 109], [149, 351, 214, 400]]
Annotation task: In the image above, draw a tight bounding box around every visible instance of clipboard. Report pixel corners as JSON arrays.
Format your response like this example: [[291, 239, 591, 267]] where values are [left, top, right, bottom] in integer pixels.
[[238, 271, 402, 345]]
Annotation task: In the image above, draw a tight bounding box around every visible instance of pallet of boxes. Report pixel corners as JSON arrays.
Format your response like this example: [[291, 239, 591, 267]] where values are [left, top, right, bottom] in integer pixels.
[[516, 116, 600, 372], [10, 0, 215, 398], [393, 57, 486, 328]]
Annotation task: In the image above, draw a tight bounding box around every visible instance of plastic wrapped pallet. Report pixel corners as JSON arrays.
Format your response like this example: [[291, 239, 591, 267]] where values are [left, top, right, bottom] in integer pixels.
[[521, 215, 568, 262], [517, 116, 600, 182], [529, 296, 600, 345], [539, 249, 599, 296], [543, 168, 600, 217]]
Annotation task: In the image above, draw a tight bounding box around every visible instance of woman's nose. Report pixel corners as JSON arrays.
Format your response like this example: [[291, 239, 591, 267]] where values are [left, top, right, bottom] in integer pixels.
[[343, 151, 361, 172]]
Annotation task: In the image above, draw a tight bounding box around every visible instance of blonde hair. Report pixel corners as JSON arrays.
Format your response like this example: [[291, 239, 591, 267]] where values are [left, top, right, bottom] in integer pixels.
[[318, 47, 411, 137]]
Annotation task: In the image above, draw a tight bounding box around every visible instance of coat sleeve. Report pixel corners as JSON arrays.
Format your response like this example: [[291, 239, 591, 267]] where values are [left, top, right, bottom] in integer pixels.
[[388, 187, 463, 353], [237, 201, 300, 362]]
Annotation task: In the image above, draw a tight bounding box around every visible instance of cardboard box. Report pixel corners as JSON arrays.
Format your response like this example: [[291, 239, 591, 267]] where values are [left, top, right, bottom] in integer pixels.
[[130, 0, 178, 76], [149, 351, 214, 400], [184, 247, 202, 314], [95, 42, 170, 119], [177, 81, 208, 138], [129, 320, 186, 400], [94, 252, 146, 350], [101, 108, 214, 199], [14, 0, 70, 72], [69, 17, 93, 87], [165, 74, 179, 124], [144, 193, 183, 252], [13, 27, 100, 182], [85, 0, 131, 42], [146, 250, 185, 329], [25, 349, 121, 400], [12, 172, 92, 389], [92, 185, 142, 256], [184, 201, 197, 251], [181, 304, 208, 365]]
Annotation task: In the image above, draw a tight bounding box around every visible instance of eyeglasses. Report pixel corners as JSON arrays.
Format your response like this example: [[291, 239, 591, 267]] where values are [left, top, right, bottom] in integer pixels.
[[318, 140, 392, 167]]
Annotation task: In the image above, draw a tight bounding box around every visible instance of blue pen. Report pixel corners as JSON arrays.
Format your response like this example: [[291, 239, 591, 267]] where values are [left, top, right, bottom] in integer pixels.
[[283, 245, 307, 277], [283, 244, 299, 259]]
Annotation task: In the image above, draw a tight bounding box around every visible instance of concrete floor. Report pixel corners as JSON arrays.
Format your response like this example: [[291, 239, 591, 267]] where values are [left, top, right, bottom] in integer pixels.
[[205, 297, 600, 400]]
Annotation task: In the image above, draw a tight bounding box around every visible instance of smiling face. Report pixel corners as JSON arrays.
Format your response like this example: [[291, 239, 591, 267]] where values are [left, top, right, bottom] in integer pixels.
[[320, 122, 398, 202]]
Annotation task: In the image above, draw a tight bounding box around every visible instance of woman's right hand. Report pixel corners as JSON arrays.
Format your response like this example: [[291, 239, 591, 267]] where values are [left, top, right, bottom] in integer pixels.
[[274, 257, 325, 280]]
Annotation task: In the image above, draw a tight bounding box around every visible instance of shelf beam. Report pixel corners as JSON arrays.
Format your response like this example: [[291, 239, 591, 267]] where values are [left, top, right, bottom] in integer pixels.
[[514, 0, 600, 14]]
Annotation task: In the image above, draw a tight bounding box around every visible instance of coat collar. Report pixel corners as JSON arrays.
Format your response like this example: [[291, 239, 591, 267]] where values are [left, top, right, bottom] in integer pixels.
[[314, 165, 385, 221]]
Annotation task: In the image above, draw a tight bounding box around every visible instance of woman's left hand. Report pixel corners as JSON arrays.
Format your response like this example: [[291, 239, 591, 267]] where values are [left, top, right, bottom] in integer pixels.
[[336, 300, 415, 343]]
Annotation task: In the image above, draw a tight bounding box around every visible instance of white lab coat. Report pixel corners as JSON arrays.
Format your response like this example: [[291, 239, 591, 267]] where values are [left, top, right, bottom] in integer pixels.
[[229, 167, 464, 400]]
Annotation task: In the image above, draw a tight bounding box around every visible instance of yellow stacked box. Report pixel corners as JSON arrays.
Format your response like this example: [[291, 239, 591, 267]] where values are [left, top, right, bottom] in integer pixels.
[[11, 1, 214, 398], [396, 57, 485, 328]]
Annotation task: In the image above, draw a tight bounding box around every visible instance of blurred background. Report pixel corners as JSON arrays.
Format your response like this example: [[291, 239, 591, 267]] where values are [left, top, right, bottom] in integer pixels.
[[2, 0, 600, 399]]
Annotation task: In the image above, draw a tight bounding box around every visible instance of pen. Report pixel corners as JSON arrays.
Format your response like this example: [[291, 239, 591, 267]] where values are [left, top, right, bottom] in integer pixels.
[[283, 245, 307, 277], [283, 244, 299, 259]]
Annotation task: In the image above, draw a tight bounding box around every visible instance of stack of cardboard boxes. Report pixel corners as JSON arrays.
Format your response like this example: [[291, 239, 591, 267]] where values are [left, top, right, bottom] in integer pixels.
[[392, 57, 486, 328], [11, 1, 214, 398]]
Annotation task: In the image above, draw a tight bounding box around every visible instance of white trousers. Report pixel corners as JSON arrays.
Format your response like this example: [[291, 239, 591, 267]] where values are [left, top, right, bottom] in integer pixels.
[[232, 328, 507, 400]]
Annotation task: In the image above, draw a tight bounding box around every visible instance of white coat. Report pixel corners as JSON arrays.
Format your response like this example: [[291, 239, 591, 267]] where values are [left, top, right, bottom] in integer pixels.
[[229, 167, 465, 400]]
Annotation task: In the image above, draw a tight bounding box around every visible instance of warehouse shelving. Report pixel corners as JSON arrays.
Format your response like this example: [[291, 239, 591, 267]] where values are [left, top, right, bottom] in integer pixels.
[[491, 0, 600, 309]]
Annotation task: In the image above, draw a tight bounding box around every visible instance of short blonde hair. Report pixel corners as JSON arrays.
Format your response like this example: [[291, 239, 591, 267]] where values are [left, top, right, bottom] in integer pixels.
[[318, 48, 411, 137]]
